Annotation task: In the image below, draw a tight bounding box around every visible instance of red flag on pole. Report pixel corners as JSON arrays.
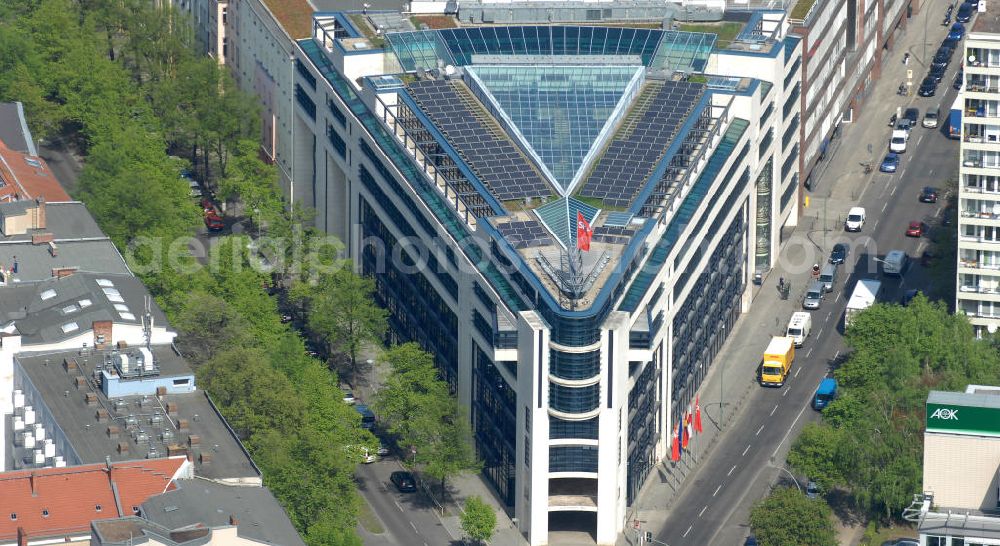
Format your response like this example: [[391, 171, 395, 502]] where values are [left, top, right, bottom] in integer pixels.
[[694, 395, 703, 434], [670, 425, 680, 461], [576, 211, 592, 251]]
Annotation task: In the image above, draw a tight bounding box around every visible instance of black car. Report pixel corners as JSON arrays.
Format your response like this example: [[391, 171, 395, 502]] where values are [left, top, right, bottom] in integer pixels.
[[957, 2, 973, 22], [955, 71, 965, 89], [918, 77, 937, 97], [920, 186, 939, 203], [967, 0, 980, 9], [928, 64, 946, 83], [390, 471, 417, 492], [931, 49, 952, 69], [829, 243, 849, 265], [903, 107, 919, 125]]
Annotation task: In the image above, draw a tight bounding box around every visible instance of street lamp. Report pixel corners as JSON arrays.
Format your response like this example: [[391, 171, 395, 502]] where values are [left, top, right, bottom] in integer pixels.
[[719, 322, 727, 427], [773, 462, 803, 493]]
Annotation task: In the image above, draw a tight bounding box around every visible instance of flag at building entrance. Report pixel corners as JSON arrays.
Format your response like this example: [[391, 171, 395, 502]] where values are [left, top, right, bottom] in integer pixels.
[[694, 395, 703, 434]]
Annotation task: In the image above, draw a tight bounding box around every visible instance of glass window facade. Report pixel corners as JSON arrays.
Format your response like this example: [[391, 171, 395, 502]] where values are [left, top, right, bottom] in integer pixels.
[[295, 84, 316, 120], [549, 382, 600, 414], [327, 124, 346, 158], [328, 97, 347, 127], [296, 59, 316, 89], [549, 445, 599, 473], [473, 347, 516, 506], [627, 357, 659, 505], [549, 415, 598, 440], [549, 349, 601, 380]]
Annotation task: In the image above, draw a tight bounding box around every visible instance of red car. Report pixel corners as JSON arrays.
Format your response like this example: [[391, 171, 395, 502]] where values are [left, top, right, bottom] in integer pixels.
[[204, 210, 224, 232], [906, 221, 925, 237]]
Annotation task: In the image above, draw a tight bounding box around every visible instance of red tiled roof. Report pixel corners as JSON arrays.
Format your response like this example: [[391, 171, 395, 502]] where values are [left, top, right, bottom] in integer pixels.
[[0, 138, 71, 203], [0, 457, 186, 541]]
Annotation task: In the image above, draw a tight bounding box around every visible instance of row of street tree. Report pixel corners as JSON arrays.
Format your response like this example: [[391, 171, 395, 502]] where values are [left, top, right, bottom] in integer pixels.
[[749, 295, 1000, 544], [0, 1, 482, 544]]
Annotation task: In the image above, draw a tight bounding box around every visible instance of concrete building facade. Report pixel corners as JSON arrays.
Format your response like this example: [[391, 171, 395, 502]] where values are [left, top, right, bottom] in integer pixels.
[[957, 13, 1000, 335]]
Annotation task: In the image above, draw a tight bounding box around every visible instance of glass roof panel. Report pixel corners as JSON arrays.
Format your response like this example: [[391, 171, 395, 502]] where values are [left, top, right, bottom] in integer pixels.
[[649, 30, 716, 73], [467, 65, 643, 194]]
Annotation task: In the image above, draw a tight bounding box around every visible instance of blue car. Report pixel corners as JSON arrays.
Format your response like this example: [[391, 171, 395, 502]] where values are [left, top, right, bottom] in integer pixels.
[[949, 22, 966, 41], [957, 3, 973, 23], [880, 152, 900, 173]]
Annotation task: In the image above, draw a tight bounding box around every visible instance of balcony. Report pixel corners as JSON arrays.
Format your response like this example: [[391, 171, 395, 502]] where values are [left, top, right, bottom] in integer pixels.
[[959, 285, 1000, 294], [960, 210, 1000, 220], [960, 258, 1000, 270], [548, 477, 598, 512]]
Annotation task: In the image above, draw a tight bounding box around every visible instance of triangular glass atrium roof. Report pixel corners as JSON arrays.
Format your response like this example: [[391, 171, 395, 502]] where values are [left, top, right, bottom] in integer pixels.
[[465, 65, 644, 196], [535, 197, 600, 249]]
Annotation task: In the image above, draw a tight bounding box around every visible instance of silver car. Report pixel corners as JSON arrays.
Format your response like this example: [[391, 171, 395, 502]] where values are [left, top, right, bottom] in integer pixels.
[[803, 281, 825, 310]]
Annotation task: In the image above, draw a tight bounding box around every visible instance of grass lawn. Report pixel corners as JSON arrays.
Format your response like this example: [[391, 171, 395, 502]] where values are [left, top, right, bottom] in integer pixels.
[[860, 524, 918, 546], [357, 497, 385, 534], [679, 22, 743, 47]]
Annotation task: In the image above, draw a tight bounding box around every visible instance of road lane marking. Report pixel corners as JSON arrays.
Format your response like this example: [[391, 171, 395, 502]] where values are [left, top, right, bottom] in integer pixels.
[[934, 207, 941, 217], [806, 347, 813, 358], [891, 183, 898, 195], [917, 134, 924, 146], [873, 219, 879, 230], [394, 501, 404, 512], [742, 444, 751, 456], [728, 465, 737, 476], [837, 290, 843, 300], [834, 350, 840, 359], [699, 505, 708, 517], [794, 367, 802, 378], [783, 388, 790, 397], [757, 424, 766, 435], [930, 168, 935, 174], [826, 311, 832, 321], [917, 242, 927, 255], [772, 401, 811, 458], [817, 327, 824, 338], [683, 526, 693, 538], [770, 404, 779, 416], [714, 484, 723, 497], [882, 202, 888, 212]]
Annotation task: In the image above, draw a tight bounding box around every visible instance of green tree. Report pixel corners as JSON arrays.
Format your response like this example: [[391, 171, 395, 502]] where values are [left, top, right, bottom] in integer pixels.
[[171, 291, 250, 365], [460, 496, 497, 545], [749, 487, 837, 546], [298, 267, 388, 374]]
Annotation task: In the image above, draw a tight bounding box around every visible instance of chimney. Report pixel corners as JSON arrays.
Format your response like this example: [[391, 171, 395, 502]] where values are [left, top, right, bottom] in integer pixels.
[[229, 515, 238, 526], [33, 197, 45, 230], [92, 321, 112, 350], [30, 232, 52, 245], [29, 471, 38, 496], [51, 266, 78, 278], [17, 526, 26, 546]]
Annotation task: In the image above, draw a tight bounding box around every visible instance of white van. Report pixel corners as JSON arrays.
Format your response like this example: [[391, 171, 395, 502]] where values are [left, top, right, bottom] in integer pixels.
[[786, 312, 812, 347], [883, 250, 910, 277]]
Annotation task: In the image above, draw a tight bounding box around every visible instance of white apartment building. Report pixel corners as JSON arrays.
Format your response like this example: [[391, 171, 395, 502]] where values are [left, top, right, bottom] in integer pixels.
[[957, 13, 1000, 335]]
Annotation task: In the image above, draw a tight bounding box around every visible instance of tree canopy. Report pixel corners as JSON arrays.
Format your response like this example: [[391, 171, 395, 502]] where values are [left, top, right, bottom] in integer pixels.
[[748, 487, 837, 546], [461, 496, 497, 545], [789, 295, 1000, 522]]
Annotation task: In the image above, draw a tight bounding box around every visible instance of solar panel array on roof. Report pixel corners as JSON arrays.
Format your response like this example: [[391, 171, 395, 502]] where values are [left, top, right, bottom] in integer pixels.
[[497, 220, 554, 249], [603, 211, 635, 228], [592, 225, 634, 246], [580, 80, 703, 208], [406, 79, 552, 202]]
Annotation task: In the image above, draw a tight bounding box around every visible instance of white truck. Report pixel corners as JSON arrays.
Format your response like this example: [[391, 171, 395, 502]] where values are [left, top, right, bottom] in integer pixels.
[[845, 279, 882, 329]]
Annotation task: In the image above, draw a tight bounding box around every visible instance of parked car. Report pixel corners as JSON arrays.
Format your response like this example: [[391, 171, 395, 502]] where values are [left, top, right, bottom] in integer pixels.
[[918, 77, 937, 97], [948, 22, 966, 41], [906, 221, 926, 237], [806, 481, 820, 499], [955, 70, 965, 89], [904, 107, 920, 125], [830, 243, 849, 265], [880, 152, 900, 173], [897, 118, 914, 133], [957, 2, 973, 22], [390, 471, 417, 493], [204, 210, 224, 232], [745, 535, 759, 546], [183, 172, 201, 199], [967, 0, 980, 9], [923, 110, 939, 128], [377, 442, 391, 456], [342, 390, 356, 405], [845, 207, 866, 232], [920, 186, 939, 202], [928, 64, 946, 83]]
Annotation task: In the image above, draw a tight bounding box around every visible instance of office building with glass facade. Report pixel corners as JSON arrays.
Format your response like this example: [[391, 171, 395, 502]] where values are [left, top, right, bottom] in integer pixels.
[[292, 10, 800, 544]]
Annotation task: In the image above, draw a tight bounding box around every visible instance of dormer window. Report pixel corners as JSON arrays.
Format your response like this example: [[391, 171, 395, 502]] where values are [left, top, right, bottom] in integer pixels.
[[40, 289, 56, 301], [61, 304, 77, 314], [78, 299, 92, 308], [96, 279, 114, 287]]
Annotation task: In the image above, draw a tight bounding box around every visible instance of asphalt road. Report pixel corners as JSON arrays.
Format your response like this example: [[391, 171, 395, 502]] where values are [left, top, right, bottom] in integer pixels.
[[355, 458, 459, 546], [654, 40, 961, 546]]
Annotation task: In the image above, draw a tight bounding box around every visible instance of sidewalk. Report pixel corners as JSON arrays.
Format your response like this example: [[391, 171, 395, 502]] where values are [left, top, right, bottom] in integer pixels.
[[623, 3, 952, 544]]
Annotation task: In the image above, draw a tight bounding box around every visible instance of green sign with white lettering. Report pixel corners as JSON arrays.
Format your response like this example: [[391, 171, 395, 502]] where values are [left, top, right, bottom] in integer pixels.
[[926, 401, 1000, 437]]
